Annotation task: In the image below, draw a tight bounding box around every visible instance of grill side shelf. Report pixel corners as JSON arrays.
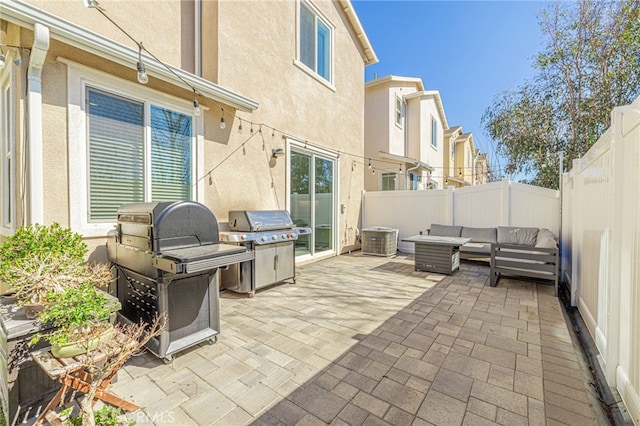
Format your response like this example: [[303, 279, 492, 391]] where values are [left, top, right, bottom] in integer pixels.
[[154, 250, 255, 274]]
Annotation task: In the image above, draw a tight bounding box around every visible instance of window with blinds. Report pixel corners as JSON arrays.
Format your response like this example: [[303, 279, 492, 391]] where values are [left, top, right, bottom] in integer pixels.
[[87, 88, 193, 221], [299, 1, 332, 82]]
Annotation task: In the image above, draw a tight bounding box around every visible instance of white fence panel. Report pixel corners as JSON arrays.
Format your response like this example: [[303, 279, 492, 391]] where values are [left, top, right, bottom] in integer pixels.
[[453, 182, 503, 227], [567, 128, 615, 375], [563, 96, 640, 424], [509, 182, 561, 232], [615, 99, 640, 424], [363, 189, 450, 252], [363, 180, 559, 253]]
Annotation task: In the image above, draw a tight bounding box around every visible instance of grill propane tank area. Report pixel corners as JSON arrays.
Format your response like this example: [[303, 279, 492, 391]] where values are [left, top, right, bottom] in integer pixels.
[[107, 201, 254, 362], [219, 210, 311, 297]]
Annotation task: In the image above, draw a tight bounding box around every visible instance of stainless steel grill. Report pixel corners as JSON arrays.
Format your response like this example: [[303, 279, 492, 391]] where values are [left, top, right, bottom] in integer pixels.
[[107, 201, 253, 362], [219, 210, 311, 297]]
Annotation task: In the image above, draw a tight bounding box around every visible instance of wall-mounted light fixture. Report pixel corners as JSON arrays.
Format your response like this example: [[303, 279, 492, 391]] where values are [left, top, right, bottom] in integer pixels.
[[272, 148, 285, 158]]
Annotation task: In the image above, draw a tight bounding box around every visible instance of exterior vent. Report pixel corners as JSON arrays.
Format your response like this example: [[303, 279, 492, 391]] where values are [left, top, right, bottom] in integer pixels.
[[361, 227, 398, 257]]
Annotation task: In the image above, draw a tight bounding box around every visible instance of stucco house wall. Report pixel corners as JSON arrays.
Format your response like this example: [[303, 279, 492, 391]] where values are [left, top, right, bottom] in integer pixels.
[[1, 0, 375, 259]]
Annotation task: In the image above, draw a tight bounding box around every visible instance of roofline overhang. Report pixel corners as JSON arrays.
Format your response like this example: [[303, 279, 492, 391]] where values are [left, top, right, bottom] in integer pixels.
[[0, 0, 259, 112], [338, 0, 379, 66], [444, 176, 469, 185], [378, 151, 435, 172], [365, 75, 424, 91]]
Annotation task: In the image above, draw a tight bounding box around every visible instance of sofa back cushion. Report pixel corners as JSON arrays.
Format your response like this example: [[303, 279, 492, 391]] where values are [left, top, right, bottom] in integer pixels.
[[461, 227, 497, 244], [429, 224, 462, 237], [535, 228, 558, 248], [497, 226, 539, 246]]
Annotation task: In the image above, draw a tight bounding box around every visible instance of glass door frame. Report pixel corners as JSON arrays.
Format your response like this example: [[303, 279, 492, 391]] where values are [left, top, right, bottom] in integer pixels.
[[286, 138, 339, 261]]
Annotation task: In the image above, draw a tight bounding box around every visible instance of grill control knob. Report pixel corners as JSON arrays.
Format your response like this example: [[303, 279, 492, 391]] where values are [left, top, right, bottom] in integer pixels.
[[272, 235, 278, 241], [291, 232, 297, 238], [241, 235, 247, 240], [261, 236, 267, 242], [281, 234, 287, 239]]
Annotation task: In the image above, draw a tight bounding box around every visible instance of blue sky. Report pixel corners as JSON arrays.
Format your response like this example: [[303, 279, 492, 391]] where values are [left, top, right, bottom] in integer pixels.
[[352, 0, 548, 178]]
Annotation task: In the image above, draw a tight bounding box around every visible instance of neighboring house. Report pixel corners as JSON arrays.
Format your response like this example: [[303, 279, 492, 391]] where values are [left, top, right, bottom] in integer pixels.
[[443, 126, 480, 187], [475, 150, 491, 185], [0, 0, 377, 261], [364, 75, 447, 191]]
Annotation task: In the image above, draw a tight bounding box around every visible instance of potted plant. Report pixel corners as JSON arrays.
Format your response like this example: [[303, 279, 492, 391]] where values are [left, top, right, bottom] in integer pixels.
[[31, 265, 119, 358], [0, 223, 88, 318]]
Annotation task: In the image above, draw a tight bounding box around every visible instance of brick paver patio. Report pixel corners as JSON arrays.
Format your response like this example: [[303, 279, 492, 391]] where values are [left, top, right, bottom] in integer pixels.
[[111, 253, 608, 425]]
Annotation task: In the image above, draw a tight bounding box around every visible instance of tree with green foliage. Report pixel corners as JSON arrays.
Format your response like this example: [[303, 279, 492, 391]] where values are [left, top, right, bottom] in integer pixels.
[[482, 0, 640, 189]]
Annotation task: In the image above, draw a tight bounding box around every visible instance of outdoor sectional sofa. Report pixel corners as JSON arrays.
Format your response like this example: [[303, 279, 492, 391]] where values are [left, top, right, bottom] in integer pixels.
[[428, 224, 559, 295]]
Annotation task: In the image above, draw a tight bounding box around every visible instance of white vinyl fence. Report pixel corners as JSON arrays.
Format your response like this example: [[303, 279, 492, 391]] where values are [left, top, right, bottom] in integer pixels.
[[562, 96, 640, 424], [362, 179, 560, 253]]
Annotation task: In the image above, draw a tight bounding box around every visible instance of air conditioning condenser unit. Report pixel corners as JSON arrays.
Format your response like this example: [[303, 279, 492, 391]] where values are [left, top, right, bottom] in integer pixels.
[[361, 227, 398, 257]]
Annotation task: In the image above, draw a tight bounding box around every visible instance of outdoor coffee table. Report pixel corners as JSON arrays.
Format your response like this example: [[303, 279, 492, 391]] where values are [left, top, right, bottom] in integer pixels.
[[402, 235, 471, 274]]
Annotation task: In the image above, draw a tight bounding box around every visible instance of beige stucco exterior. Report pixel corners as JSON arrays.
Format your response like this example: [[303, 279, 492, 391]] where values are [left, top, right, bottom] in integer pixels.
[[0, 0, 376, 260]]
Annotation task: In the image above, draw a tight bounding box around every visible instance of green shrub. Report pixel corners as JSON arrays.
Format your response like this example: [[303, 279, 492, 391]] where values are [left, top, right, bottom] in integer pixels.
[[32, 278, 116, 346], [0, 223, 87, 299]]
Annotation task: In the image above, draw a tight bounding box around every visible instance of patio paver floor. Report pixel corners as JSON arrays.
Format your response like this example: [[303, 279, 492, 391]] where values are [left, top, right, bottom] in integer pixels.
[[111, 252, 607, 425]]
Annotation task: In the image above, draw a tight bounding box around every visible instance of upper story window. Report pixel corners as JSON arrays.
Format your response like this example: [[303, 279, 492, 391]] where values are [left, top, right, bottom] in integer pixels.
[[395, 96, 402, 127], [431, 117, 438, 149], [466, 147, 472, 168], [1, 67, 15, 235], [299, 1, 332, 82], [450, 138, 455, 159]]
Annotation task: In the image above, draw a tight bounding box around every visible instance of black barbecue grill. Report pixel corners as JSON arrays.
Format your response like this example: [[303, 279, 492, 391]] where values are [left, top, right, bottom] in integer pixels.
[[219, 210, 311, 296], [107, 201, 253, 361]]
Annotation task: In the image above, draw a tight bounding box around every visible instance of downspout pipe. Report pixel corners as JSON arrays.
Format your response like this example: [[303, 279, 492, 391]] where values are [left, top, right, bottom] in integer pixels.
[[27, 23, 49, 225]]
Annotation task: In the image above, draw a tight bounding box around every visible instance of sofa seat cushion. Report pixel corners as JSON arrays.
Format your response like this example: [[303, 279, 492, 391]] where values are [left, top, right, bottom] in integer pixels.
[[461, 242, 491, 254], [497, 226, 539, 246], [461, 227, 497, 244], [429, 224, 462, 237]]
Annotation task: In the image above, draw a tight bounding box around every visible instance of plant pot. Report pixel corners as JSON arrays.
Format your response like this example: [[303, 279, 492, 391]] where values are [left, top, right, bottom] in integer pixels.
[[51, 325, 114, 359]]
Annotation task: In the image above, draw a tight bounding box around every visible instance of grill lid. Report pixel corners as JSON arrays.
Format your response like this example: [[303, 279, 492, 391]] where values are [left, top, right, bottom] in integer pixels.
[[228, 210, 294, 232], [116, 201, 219, 253]]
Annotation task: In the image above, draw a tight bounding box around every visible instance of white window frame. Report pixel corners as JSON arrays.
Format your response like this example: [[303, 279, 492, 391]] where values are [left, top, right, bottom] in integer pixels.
[[62, 58, 204, 237], [285, 138, 339, 260], [0, 64, 16, 236], [395, 95, 403, 128], [431, 117, 438, 149], [294, 0, 335, 90], [381, 172, 396, 191], [451, 138, 456, 160]]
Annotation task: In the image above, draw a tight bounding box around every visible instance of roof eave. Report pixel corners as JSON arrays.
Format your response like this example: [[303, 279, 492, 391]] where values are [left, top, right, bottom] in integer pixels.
[[338, 0, 379, 66], [378, 151, 435, 172]]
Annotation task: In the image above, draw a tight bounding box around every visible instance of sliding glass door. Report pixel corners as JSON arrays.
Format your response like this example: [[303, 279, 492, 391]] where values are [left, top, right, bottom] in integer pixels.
[[289, 148, 335, 258]]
